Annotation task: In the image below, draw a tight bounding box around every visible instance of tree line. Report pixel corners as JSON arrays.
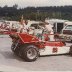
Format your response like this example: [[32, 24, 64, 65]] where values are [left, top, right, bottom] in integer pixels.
[[0, 5, 72, 21]]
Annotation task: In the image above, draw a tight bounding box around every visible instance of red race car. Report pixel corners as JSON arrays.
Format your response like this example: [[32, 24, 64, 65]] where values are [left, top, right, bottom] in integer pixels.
[[9, 33, 72, 62]]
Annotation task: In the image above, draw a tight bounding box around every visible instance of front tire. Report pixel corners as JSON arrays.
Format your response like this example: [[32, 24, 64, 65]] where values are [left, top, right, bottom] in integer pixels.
[[21, 45, 39, 62]]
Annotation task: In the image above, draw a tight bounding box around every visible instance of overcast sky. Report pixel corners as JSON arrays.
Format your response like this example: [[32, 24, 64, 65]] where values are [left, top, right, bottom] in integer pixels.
[[0, 0, 72, 8]]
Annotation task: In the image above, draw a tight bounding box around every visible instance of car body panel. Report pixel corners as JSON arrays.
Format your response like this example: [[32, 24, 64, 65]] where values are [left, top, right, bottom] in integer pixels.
[[40, 46, 70, 55]]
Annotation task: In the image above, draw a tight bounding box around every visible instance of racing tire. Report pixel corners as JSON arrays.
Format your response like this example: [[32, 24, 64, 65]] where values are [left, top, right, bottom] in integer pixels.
[[21, 45, 39, 62], [11, 42, 21, 56], [11, 43, 16, 52], [18, 45, 24, 57], [69, 45, 72, 56]]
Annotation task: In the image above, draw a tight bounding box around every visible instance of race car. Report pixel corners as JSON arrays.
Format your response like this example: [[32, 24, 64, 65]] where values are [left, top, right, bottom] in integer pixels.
[[10, 33, 72, 62]]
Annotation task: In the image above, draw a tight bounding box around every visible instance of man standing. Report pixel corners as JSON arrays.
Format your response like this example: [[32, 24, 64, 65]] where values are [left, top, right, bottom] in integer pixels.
[[23, 20, 29, 32], [17, 15, 29, 33], [44, 22, 54, 41]]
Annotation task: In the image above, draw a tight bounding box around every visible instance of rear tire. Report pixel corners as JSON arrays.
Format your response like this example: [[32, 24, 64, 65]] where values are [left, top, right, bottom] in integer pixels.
[[11, 42, 16, 52], [21, 45, 39, 62], [69, 45, 72, 56]]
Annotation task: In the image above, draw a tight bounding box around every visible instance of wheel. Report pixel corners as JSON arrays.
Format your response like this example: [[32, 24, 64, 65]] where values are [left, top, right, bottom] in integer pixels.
[[18, 45, 24, 57], [11, 43, 16, 52], [11, 42, 21, 56], [69, 45, 72, 56], [21, 45, 39, 62]]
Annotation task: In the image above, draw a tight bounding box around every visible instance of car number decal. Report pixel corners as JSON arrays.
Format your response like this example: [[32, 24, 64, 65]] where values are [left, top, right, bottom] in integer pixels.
[[52, 47, 58, 53]]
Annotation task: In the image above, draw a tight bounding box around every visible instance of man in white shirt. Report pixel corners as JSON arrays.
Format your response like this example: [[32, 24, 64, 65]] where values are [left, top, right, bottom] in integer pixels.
[[22, 20, 29, 33], [17, 20, 29, 33], [44, 22, 54, 41]]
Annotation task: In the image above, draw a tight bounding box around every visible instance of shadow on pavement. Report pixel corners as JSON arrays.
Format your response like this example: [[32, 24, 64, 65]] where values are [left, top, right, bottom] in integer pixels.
[[0, 50, 24, 62]]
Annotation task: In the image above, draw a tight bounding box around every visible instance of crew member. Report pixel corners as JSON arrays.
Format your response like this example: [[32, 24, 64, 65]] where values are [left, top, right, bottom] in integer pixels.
[[22, 20, 29, 33], [43, 22, 54, 41]]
